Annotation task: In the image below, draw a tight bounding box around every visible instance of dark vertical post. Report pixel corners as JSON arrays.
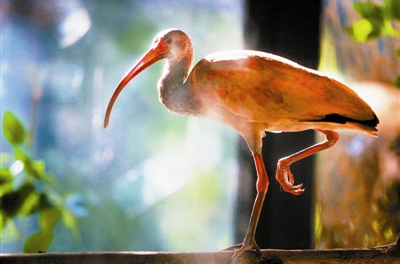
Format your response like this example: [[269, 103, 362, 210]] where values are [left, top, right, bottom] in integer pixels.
[[235, 0, 321, 249]]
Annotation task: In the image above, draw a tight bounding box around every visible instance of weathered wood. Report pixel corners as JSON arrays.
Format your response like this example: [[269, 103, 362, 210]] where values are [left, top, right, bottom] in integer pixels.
[[1, 239, 399, 264]]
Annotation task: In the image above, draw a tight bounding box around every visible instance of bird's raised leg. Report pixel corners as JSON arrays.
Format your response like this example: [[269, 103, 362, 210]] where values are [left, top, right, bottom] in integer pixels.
[[276, 129, 339, 195], [231, 152, 269, 263]]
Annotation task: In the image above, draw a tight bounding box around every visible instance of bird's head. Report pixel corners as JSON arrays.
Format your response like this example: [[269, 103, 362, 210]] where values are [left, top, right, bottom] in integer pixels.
[[155, 28, 194, 63], [104, 28, 193, 128]]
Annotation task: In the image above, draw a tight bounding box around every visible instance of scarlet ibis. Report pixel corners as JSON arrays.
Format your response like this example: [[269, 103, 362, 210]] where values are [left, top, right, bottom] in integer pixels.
[[104, 28, 378, 262]]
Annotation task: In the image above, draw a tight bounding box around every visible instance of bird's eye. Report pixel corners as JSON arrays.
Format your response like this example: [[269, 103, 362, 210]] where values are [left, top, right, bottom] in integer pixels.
[[166, 38, 173, 45]]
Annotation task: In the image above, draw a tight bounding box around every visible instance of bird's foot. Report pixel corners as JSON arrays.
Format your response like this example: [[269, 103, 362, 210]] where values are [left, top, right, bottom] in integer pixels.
[[276, 160, 304, 195], [224, 241, 264, 264]]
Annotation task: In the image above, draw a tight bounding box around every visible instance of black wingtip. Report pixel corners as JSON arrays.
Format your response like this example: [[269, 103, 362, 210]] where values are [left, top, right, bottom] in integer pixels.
[[312, 113, 379, 129]]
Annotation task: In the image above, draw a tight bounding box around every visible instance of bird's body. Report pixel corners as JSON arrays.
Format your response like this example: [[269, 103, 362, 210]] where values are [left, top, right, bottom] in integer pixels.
[[183, 50, 377, 150], [104, 28, 378, 263]]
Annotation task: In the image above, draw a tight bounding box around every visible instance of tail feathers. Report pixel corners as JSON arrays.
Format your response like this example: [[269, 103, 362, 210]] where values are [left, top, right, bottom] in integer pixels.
[[308, 113, 379, 137], [347, 122, 378, 137]]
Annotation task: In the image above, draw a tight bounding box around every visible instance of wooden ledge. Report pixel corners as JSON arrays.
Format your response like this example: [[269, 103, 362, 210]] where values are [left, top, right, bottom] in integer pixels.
[[1, 239, 399, 264]]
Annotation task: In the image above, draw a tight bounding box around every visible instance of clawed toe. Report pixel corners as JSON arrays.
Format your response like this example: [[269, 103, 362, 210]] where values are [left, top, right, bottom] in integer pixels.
[[281, 182, 304, 195], [289, 184, 305, 195], [276, 167, 305, 195], [228, 242, 264, 264], [222, 243, 243, 251]]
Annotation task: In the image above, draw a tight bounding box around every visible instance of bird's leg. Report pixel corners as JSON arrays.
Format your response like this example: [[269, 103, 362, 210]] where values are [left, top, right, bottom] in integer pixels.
[[231, 152, 269, 263], [276, 129, 339, 195]]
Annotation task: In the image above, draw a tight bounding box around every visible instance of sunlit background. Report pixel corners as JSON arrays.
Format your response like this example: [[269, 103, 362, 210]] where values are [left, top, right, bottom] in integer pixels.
[[1, 0, 399, 255], [1, 0, 243, 253]]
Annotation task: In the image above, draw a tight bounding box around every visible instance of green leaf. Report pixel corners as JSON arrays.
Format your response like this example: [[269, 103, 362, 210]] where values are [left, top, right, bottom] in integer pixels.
[[30, 160, 46, 179], [0, 219, 19, 241], [384, 0, 400, 20], [1, 183, 35, 217], [0, 182, 14, 198], [14, 148, 29, 163], [39, 206, 62, 231], [0, 167, 13, 185], [23, 206, 61, 253], [0, 168, 14, 198], [19, 189, 40, 216], [62, 209, 80, 239], [1, 212, 10, 231], [1, 192, 20, 217], [38, 193, 52, 208], [2, 111, 26, 146], [346, 18, 383, 42], [393, 75, 400, 88], [354, 2, 385, 22], [381, 19, 400, 37], [394, 48, 400, 57], [24, 231, 53, 253], [14, 148, 46, 179]]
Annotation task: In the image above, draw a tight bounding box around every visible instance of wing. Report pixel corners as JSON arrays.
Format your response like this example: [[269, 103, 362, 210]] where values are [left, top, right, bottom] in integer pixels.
[[190, 51, 377, 126]]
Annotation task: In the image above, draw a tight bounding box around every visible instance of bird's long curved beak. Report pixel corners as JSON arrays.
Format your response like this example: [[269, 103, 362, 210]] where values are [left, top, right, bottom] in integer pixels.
[[104, 39, 169, 128]]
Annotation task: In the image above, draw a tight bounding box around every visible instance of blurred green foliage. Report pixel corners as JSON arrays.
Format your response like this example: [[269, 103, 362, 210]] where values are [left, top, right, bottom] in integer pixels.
[[346, 0, 400, 41], [346, 0, 400, 87], [1, 111, 77, 253]]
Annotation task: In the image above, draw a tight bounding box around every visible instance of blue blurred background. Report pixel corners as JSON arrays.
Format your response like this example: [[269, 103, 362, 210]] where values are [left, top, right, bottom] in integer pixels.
[[1, 0, 243, 252]]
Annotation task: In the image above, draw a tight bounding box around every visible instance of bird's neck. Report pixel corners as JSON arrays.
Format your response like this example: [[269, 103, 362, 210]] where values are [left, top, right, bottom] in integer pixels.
[[158, 57, 201, 116]]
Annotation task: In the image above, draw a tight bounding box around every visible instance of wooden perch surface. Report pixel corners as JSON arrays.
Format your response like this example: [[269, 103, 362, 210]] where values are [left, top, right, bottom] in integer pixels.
[[1, 237, 399, 264]]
